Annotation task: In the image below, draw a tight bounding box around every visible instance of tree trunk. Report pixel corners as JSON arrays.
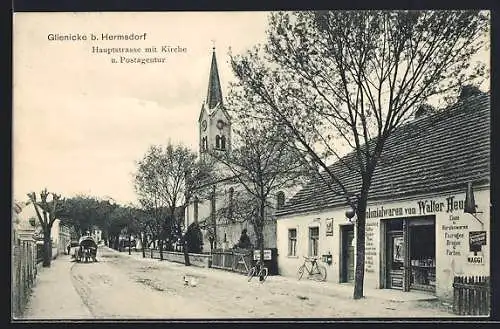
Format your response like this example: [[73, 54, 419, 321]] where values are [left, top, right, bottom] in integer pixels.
[[128, 234, 131, 255], [159, 239, 164, 261], [258, 200, 266, 282], [42, 229, 52, 267], [141, 234, 146, 258], [353, 196, 368, 299], [183, 239, 191, 266]]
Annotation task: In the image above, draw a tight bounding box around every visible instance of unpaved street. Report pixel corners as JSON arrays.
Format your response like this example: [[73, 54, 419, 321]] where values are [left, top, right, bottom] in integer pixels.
[[28, 246, 454, 319]]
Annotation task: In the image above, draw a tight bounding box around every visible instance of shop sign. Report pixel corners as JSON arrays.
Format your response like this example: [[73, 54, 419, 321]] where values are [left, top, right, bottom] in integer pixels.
[[469, 231, 487, 253], [467, 255, 484, 264], [325, 218, 333, 236], [253, 249, 271, 261], [366, 195, 470, 219], [393, 236, 404, 263]]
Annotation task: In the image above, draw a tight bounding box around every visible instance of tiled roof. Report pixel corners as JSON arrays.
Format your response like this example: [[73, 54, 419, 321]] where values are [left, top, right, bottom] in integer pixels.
[[276, 93, 490, 217]]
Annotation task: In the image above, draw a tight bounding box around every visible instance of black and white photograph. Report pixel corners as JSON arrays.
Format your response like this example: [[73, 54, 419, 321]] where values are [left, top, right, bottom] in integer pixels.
[[11, 10, 491, 320]]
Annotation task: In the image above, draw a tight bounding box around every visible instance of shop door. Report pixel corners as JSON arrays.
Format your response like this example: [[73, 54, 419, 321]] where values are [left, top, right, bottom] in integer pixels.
[[386, 232, 405, 289], [340, 225, 355, 283]]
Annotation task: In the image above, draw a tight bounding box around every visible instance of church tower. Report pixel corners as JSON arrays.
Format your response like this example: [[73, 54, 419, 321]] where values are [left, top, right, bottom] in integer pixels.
[[198, 47, 231, 158]]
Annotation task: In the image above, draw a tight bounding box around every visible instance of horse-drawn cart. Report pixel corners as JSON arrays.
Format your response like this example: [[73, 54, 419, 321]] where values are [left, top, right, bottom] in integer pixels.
[[75, 236, 98, 263]]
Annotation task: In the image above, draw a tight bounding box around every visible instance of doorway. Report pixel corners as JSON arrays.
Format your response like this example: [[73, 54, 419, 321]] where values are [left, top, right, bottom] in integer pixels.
[[386, 231, 405, 289], [340, 225, 355, 283]]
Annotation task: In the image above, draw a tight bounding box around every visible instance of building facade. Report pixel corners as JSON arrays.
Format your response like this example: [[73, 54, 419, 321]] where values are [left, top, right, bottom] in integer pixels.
[[275, 93, 490, 300]]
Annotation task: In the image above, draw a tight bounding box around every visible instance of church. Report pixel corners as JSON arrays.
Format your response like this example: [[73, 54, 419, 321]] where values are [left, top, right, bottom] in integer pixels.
[[183, 47, 288, 252]]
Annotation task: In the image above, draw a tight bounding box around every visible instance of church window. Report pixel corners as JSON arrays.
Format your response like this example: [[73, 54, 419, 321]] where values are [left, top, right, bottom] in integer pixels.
[[215, 135, 221, 149], [221, 135, 226, 150], [277, 191, 285, 209], [202, 137, 208, 151], [228, 187, 234, 220]]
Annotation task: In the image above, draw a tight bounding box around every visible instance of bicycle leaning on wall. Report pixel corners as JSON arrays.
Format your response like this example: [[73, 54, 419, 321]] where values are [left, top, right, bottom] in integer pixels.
[[247, 259, 268, 282], [297, 256, 327, 281]]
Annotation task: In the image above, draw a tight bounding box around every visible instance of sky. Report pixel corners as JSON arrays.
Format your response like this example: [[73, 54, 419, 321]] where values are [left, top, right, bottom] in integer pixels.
[[13, 12, 270, 205]]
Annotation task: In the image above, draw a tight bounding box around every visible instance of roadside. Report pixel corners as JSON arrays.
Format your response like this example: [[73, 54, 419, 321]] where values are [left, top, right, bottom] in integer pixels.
[[19, 254, 93, 320], [110, 247, 455, 317]]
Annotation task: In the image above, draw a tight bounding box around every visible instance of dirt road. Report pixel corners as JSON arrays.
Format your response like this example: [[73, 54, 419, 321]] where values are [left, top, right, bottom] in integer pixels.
[[52, 247, 454, 319]]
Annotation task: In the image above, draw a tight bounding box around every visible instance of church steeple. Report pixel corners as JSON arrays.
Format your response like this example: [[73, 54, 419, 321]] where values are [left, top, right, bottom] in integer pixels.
[[206, 47, 223, 109], [199, 45, 232, 158]]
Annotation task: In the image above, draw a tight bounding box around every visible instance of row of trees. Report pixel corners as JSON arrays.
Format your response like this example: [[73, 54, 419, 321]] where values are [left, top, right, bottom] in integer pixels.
[[26, 187, 207, 268]]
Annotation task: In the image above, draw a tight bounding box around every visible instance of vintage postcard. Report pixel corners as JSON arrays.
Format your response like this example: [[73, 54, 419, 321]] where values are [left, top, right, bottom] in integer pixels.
[[12, 11, 491, 320]]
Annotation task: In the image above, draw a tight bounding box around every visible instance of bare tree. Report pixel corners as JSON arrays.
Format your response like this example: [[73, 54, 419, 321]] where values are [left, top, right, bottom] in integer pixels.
[[230, 10, 489, 298], [213, 122, 307, 281], [134, 142, 214, 265], [27, 189, 64, 267]]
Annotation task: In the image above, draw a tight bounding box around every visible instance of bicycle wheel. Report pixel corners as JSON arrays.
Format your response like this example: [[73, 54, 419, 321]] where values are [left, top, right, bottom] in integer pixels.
[[247, 267, 256, 282], [297, 265, 305, 280], [314, 265, 327, 281], [258, 267, 268, 282]]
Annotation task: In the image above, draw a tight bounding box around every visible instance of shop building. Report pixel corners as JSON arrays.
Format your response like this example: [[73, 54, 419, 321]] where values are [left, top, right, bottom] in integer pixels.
[[275, 93, 490, 300]]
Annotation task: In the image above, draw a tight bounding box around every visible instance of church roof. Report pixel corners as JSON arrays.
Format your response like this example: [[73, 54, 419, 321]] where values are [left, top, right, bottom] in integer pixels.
[[206, 48, 224, 109], [276, 93, 491, 217]]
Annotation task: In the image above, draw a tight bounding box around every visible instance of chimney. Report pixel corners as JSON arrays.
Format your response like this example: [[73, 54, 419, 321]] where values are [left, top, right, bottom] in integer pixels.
[[414, 103, 435, 119], [459, 84, 482, 100]]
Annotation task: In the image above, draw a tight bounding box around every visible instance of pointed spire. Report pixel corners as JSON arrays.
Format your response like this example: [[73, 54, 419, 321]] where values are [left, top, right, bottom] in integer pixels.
[[206, 46, 223, 109]]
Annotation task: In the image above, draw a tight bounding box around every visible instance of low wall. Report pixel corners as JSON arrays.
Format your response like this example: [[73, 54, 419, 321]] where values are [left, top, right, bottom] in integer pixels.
[[146, 249, 211, 268]]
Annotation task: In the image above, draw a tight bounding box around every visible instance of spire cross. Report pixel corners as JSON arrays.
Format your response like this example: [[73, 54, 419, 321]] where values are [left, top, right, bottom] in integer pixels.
[[211, 39, 216, 51]]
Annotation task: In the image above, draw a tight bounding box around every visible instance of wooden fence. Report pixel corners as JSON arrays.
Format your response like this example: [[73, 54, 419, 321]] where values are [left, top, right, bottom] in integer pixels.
[[36, 243, 44, 264], [139, 248, 211, 268], [12, 235, 38, 318], [452, 276, 490, 316], [211, 249, 253, 274]]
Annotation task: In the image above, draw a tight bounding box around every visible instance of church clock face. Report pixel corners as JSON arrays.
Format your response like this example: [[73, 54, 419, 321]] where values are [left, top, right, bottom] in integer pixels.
[[216, 120, 225, 130], [202, 120, 207, 131]]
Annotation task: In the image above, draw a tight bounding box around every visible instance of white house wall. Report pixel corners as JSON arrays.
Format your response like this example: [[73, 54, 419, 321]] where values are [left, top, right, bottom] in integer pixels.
[[276, 187, 490, 300]]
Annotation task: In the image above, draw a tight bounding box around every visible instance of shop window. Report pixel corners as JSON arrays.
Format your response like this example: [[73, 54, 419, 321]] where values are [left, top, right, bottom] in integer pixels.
[[288, 228, 297, 256], [309, 226, 319, 256], [409, 223, 436, 291]]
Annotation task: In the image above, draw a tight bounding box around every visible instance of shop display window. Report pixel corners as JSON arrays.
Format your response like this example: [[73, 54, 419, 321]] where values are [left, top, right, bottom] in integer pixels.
[[410, 225, 436, 291]]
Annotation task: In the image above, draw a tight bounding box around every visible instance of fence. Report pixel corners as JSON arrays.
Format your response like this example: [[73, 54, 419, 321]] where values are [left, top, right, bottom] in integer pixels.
[[211, 249, 253, 274], [35, 242, 58, 263], [138, 248, 211, 268], [36, 243, 44, 264], [12, 235, 38, 318], [452, 276, 490, 316]]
